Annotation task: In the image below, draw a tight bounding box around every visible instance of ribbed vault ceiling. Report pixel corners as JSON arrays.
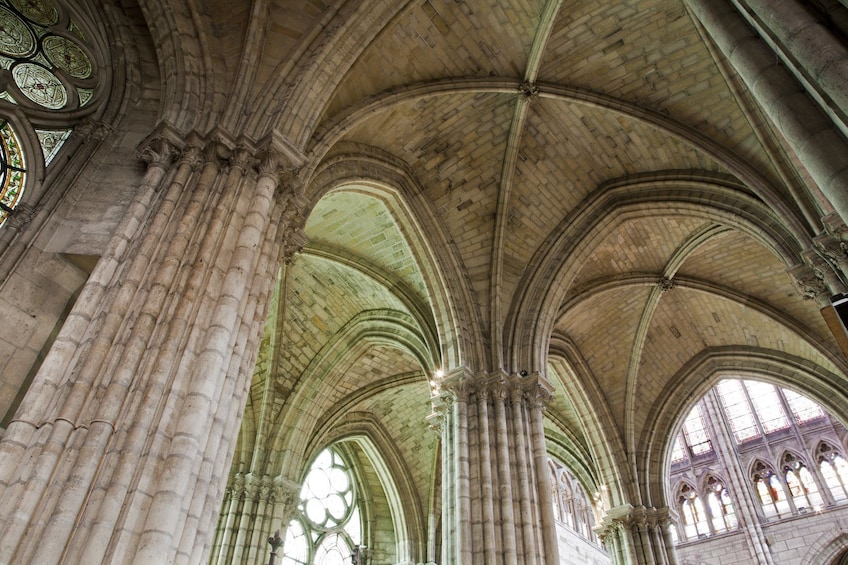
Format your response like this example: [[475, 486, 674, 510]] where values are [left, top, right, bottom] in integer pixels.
[[209, 0, 848, 505]]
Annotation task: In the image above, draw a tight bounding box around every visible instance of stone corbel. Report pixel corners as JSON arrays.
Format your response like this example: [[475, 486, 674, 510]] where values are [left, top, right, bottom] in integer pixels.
[[787, 263, 831, 307]]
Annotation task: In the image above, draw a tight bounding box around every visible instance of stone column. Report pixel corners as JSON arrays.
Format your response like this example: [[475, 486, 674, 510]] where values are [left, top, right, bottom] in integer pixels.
[[211, 473, 300, 565], [597, 505, 676, 565], [528, 379, 559, 565], [685, 0, 848, 222], [702, 392, 776, 565], [0, 126, 304, 564], [733, 0, 848, 134], [437, 371, 559, 564]]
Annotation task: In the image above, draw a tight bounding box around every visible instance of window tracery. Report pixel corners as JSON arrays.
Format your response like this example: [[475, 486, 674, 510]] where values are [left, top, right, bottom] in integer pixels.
[[548, 459, 604, 547], [752, 460, 791, 518], [0, 0, 96, 111], [0, 119, 25, 225], [704, 475, 737, 533], [670, 377, 848, 554], [782, 452, 824, 512], [818, 442, 848, 502], [0, 0, 99, 227], [677, 483, 709, 540], [282, 447, 363, 565]]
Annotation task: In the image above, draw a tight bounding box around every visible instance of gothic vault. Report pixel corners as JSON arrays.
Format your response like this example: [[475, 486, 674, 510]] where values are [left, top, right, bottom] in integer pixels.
[[0, 0, 847, 563]]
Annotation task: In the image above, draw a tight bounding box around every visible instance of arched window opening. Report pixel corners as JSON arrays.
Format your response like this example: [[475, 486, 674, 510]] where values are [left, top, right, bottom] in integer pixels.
[[0, 0, 102, 227], [716, 379, 759, 443], [818, 442, 848, 502], [282, 447, 363, 565], [681, 403, 713, 456], [0, 0, 97, 112], [547, 458, 606, 550], [785, 388, 826, 424], [782, 453, 824, 512], [705, 476, 737, 533], [745, 381, 790, 433], [752, 461, 791, 519], [670, 435, 687, 465], [678, 483, 709, 540]]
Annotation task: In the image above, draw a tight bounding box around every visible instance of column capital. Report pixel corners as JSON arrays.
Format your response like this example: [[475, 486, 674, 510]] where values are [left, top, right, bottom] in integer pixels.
[[4, 203, 38, 231], [179, 135, 206, 171], [279, 193, 311, 263], [254, 130, 305, 181], [822, 212, 848, 241], [137, 125, 182, 171], [787, 263, 831, 306], [439, 367, 475, 402], [273, 476, 302, 523]]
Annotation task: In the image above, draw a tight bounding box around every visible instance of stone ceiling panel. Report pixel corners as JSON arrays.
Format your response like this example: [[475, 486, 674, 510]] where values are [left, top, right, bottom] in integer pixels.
[[341, 92, 515, 319], [568, 217, 708, 294], [324, 0, 543, 120], [633, 288, 848, 441], [556, 285, 652, 435], [358, 379, 437, 507], [539, 0, 778, 184], [677, 230, 829, 339], [306, 189, 429, 301], [278, 255, 411, 392]]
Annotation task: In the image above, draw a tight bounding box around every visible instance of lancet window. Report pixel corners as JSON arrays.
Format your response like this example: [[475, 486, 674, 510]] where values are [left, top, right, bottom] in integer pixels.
[[677, 483, 709, 540], [704, 475, 737, 533], [752, 460, 791, 518], [818, 442, 848, 503], [782, 452, 824, 512]]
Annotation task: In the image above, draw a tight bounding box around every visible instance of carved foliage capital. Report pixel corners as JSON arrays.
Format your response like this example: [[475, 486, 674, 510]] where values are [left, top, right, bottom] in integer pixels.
[[787, 263, 829, 303]]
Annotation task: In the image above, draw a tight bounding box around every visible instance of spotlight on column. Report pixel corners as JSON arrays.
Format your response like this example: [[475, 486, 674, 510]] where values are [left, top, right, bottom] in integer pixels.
[[823, 294, 848, 359], [832, 294, 848, 330], [519, 370, 528, 377]]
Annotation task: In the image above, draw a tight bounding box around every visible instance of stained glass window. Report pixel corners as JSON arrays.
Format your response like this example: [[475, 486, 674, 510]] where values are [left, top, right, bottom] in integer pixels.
[[0, 119, 25, 226], [0, 0, 95, 111], [670, 435, 687, 464], [678, 484, 708, 540], [819, 443, 848, 502], [784, 388, 825, 424], [0, 0, 98, 226], [282, 447, 363, 565], [746, 381, 790, 433], [716, 379, 759, 442], [705, 476, 737, 533], [682, 404, 712, 456], [752, 461, 791, 518]]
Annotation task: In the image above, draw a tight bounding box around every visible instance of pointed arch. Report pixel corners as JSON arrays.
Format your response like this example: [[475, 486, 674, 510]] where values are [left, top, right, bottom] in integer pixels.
[[547, 333, 632, 506], [506, 171, 806, 377], [801, 529, 848, 565], [639, 347, 848, 508], [270, 309, 433, 478], [313, 413, 429, 565], [303, 145, 485, 372]]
